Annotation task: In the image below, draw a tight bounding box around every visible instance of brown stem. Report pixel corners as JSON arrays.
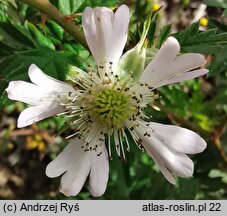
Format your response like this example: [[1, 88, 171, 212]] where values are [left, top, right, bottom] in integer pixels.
[[17, 0, 88, 48]]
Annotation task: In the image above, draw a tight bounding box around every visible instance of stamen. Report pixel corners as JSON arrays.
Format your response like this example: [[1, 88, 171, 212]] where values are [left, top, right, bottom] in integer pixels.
[[60, 66, 158, 159]]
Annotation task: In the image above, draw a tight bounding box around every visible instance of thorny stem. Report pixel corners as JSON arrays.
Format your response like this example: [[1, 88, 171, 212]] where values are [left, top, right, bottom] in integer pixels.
[[17, 0, 88, 48]]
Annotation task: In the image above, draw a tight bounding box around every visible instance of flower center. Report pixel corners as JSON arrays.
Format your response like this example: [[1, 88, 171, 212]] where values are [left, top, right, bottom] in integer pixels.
[[60, 69, 158, 158], [90, 88, 131, 128]]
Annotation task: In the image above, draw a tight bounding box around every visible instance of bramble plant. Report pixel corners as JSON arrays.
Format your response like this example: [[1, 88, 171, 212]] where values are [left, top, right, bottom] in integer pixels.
[[0, 0, 227, 199]]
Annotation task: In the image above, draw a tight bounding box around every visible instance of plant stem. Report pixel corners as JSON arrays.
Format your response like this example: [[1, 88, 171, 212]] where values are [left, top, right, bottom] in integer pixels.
[[17, 0, 88, 48]]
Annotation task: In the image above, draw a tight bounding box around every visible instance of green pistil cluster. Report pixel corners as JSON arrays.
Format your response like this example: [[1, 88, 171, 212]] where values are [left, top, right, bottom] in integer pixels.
[[91, 88, 131, 128]]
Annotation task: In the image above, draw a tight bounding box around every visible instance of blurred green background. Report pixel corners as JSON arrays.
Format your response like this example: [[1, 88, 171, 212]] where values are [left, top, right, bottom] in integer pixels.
[[0, 0, 227, 199]]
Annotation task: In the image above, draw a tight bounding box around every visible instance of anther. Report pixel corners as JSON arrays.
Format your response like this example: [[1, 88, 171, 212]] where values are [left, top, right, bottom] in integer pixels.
[[138, 138, 143, 144], [97, 152, 102, 156], [104, 133, 108, 138], [144, 132, 151, 137]]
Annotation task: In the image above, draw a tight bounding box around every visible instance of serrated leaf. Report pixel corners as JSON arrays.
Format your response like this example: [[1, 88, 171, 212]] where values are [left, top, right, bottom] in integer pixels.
[[57, 0, 85, 15], [157, 24, 172, 48], [26, 22, 55, 50], [175, 22, 227, 75], [208, 18, 227, 32], [0, 48, 80, 98], [203, 0, 227, 8], [47, 20, 64, 41], [176, 22, 199, 44], [209, 45, 227, 76], [86, 0, 118, 7], [147, 21, 156, 44], [0, 20, 36, 50], [0, 41, 15, 55]]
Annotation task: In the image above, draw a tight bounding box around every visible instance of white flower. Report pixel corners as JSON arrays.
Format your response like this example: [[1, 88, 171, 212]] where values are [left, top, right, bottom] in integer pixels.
[[6, 5, 208, 196], [6, 64, 75, 128]]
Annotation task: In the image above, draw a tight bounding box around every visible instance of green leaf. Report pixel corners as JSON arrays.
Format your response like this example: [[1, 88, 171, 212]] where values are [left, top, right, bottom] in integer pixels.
[[86, 0, 118, 8], [176, 22, 199, 45], [224, 8, 227, 16], [203, 0, 227, 8], [175, 22, 227, 75], [56, 0, 86, 14], [26, 22, 55, 50], [47, 20, 64, 41], [0, 48, 79, 98], [0, 20, 36, 50], [147, 21, 156, 44], [177, 178, 199, 199], [208, 18, 227, 32], [176, 23, 227, 54], [209, 169, 227, 184], [0, 80, 8, 101], [209, 45, 227, 76], [157, 24, 172, 48]]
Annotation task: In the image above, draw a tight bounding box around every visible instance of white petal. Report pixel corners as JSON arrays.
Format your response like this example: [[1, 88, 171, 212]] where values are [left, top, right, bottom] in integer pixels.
[[46, 139, 85, 178], [82, 5, 130, 67], [17, 102, 64, 128], [149, 122, 207, 154], [142, 133, 194, 178], [58, 140, 92, 197], [6, 81, 44, 105], [46, 139, 109, 197], [153, 37, 180, 63], [136, 127, 194, 179], [46, 139, 92, 196], [169, 53, 206, 73], [155, 69, 208, 88], [111, 5, 130, 66], [140, 37, 208, 88], [149, 150, 176, 185], [28, 64, 75, 93], [140, 37, 180, 85], [89, 145, 109, 197]]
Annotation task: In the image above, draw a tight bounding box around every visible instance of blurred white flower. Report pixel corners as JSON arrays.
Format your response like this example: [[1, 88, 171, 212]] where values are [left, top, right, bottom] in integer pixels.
[[6, 5, 208, 196]]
